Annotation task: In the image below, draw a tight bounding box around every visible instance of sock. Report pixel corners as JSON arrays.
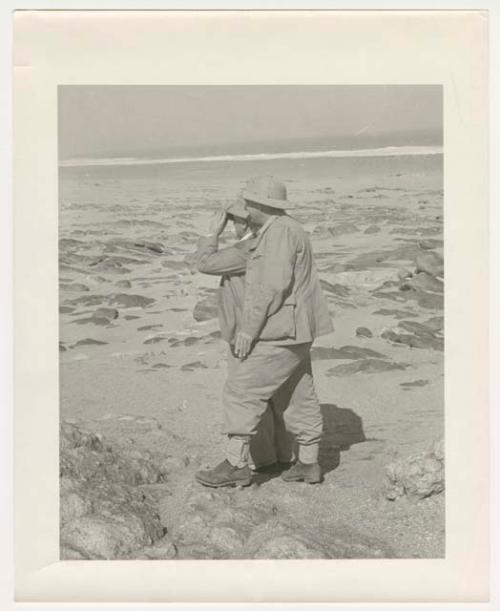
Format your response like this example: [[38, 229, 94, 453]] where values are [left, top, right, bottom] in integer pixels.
[[226, 435, 250, 468], [298, 443, 319, 465]]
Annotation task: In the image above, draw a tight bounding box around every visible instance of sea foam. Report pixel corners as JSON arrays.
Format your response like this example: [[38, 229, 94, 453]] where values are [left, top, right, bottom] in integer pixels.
[[60, 145, 443, 168]]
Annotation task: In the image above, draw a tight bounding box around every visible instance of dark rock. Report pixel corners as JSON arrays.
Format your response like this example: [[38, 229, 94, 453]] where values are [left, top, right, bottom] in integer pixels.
[[326, 359, 408, 376], [144, 335, 166, 345], [193, 294, 219, 322], [59, 342, 67, 352], [90, 258, 131, 274], [346, 252, 385, 270], [415, 252, 444, 278], [320, 280, 351, 297], [372, 290, 409, 303], [373, 308, 418, 319], [355, 326, 373, 338], [181, 361, 208, 372], [378, 280, 400, 290], [401, 272, 443, 294], [381, 330, 443, 351], [59, 305, 75, 314], [108, 293, 155, 308], [59, 237, 84, 250], [374, 287, 443, 310], [93, 307, 119, 321], [419, 239, 443, 250], [384, 439, 444, 501], [311, 345, 386, 361], [66, 294, 107, 307], [423, 316, 444, 333], [73, 338, 108, 347], [400, 379, 429, 389], [116, 279, 132, 289], [415, 291, 443, 310], [138, 324, 163, 331], [348, 244, 422, 271], [328, 223, 359, 237], [134, 240, 164, 254], [364, 224, 381, 234], [398, 320, 436, 337], [60, 282, 89, 292], [179, 230, 200, 240]]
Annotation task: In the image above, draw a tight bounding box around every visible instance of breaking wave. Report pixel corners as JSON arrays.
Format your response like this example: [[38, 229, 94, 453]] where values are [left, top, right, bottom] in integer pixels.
[[60, 145, 443, 168]]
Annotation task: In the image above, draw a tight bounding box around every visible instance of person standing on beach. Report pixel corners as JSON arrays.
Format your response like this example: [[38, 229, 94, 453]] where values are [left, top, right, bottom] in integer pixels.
[[195, 199, 295, 474], [195, 176, 333, 488]]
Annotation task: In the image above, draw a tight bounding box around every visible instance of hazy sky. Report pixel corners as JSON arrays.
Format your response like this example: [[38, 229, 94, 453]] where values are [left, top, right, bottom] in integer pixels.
[[58, 85, 442, 159]]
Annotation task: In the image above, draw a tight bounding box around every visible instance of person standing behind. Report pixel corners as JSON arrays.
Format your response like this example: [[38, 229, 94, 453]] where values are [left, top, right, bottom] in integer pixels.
[[195, 176, 333, 488], [195, 200, 294, 478]]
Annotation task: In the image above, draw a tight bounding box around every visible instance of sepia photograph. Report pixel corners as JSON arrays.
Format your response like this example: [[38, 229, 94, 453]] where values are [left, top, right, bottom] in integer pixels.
[[57, 84, 445, 561]]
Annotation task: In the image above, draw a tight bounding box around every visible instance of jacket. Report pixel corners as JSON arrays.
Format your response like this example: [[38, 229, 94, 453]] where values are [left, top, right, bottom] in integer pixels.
[[196, 234, 253, 343], [241, 214, 333, 344]]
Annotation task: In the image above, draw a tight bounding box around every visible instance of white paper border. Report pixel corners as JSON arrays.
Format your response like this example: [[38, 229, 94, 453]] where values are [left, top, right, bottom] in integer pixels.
[[9, 7, 490, 605]]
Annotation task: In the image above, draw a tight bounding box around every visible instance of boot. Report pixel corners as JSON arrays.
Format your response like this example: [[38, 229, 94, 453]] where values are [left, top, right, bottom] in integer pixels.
[[281, 461, 323, 484], [195, 459, 252, 488]]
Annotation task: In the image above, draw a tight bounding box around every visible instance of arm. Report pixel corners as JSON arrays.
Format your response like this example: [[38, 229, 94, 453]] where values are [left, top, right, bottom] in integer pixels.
[[196, 235, 249, 276]]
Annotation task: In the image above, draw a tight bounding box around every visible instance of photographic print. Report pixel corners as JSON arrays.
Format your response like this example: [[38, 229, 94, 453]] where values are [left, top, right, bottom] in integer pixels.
[[58, 84, 445, 561]]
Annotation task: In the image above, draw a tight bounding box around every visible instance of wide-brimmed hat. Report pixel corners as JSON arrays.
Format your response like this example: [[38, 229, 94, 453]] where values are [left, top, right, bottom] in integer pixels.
[[241, 176, 293, 210], [224, 198, 249, 220]]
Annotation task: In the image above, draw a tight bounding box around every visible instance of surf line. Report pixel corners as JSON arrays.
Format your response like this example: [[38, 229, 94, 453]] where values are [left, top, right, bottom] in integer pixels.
[[60, 145, 443, 168]]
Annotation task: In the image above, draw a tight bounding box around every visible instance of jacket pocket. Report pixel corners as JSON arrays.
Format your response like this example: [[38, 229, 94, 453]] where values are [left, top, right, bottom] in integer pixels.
[[259, 303, 296, 341]]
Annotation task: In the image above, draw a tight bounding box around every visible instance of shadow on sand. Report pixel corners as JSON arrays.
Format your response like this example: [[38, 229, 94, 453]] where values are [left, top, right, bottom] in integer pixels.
[[319, 403, 366, 476], [252, 403, 365, 485]]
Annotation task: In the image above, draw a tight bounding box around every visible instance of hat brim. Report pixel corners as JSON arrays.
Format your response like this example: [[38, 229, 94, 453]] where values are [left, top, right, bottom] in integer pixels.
[[241, 190, 294, 210], [225, 199, 249, 219]]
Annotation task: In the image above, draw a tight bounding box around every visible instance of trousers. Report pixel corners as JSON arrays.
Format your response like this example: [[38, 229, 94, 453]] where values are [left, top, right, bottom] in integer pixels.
[[248, 397, 295, 468], [223, 342, 323, 447]]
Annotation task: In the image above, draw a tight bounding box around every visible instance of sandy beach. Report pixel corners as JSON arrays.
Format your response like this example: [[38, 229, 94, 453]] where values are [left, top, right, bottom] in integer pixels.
[[59, 152, 444, 559]]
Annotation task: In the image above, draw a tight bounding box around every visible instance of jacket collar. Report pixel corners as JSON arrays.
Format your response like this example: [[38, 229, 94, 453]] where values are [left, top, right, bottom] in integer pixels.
[[249, 215, 279, 251]]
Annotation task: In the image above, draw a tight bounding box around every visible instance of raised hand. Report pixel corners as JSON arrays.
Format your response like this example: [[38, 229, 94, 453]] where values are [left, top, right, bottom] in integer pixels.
[[207, 208, 228, 237]]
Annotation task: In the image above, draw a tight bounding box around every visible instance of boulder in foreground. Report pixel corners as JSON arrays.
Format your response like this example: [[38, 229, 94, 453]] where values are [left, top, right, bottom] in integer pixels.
[[384, 439, 444, 501], [60, 422, 170, 559]]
